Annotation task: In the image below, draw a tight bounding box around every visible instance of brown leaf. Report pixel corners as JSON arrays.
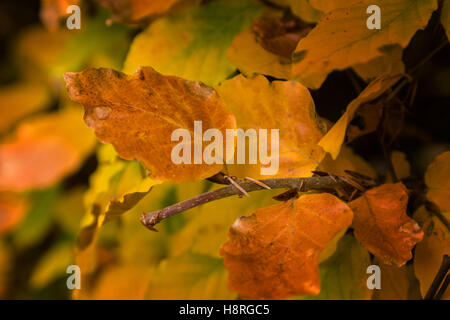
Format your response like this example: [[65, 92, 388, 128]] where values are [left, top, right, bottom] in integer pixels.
[[349, 183, 423, 266], [64, 67, 236, 182], [220, 193, 353, 299], [252, 16, 313, 59]]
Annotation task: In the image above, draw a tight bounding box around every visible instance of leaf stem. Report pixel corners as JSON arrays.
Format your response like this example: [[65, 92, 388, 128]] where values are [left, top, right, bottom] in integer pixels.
[[140, 175, 377, 231]]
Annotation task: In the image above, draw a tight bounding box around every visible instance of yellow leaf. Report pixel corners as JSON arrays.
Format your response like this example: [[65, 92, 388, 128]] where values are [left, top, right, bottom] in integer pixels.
[[86, 265, 151, 299], [216, 74, 325, 178], [0, 83, 50, 134], [353, 45, 405, 82], [77, 145, 159, 252], [293, 0, 436, 88], [413, 206, 450, 300], [387, 151, 411, 182], [227, 28, 293, 80], [169, 189, 279, 258], [30, 242, 73, 289], [145, 252, 236, 299], [318, 145, 377, 179], [318, 72, 402, 159]]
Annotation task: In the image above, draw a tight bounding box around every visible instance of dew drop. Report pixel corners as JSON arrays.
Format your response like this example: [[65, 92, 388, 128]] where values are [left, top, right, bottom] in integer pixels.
[[95, 106, 111, 120]]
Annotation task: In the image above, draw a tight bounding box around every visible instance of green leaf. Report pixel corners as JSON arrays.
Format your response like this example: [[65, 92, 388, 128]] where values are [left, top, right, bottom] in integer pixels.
[[123, 0, 262, 85]]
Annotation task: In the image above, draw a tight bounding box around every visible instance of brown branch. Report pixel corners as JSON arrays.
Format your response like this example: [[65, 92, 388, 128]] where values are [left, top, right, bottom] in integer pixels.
[[140, 175, 377, 231], [425, 255, 450, 300]]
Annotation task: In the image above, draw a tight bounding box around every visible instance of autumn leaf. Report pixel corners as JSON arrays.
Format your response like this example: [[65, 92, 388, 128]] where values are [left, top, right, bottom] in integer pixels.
[[318, 72, 403, 159], [145, 252, 236, 300], [169, 190, 279, 258], [425, 151, 450, 211], [77, 144, 158, 251], [349, 183, 423, 266], [216, 74, 325, 178], [298, 235, 372, 300], [64, 66, 236, 182], [352, 45, 405, 82], [220, 193, 353, 299], [252, 16, 313, 59], [227, 27, 293, 80], [413, 206, 450, 300], [82, 265, 151, 300], [318, 145, 377, 179], [123, 0, 262, 86], [0, 107, 96, 191], [307, 0, 362, 12], [388, 151, 411, 182], [293, 0, 437, 88]]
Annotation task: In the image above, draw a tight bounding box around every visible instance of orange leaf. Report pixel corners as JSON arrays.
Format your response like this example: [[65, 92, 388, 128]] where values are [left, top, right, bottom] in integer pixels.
[[220, 193, 353, 299], [0, 193, 28, 233], [64, 67, 236, 182], [0, 108, 95, 191], [349, 183, 423, 266]]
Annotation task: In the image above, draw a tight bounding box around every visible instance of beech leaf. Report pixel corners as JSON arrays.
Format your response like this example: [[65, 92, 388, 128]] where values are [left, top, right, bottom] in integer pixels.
[[220, 193, 353, 299], [64, 66, 236, 182], [293, 0, 437, 88], [123, 0, 262, 85], [216, 74, 325, 178], [349, 183, 424, 266]]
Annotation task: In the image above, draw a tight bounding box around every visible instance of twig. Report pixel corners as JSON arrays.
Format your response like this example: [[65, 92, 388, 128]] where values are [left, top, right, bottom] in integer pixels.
[[424, 255, 450, 300], [140, 175, 377, 231], [434, 274, 450, 300], [425, 201, 450, 232]]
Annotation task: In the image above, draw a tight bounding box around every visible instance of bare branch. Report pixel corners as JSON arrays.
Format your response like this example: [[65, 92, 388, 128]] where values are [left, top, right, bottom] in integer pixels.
[[140, 175, 377, 231]]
